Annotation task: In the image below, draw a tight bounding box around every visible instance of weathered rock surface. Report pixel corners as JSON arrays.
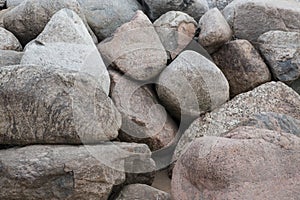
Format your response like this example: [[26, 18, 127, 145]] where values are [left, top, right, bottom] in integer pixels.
[[0, 65, 121, 145], [0, 8, 11, 27], [212, 39, 271, 97], [6, 0, 24, 7], [157, 50, 229, 121], [206, 0, 234, 10], [116, 184, 171, 200], [0, 142, 155, 200], [198, 8, 232, 53], [172, 126, 300, 200], [257, 30, 300, 83], [98, 11, 167, 81], [3, 0, 97, 45], [21, 9, 110, 94], [142, 0, 209, 21], [0, 50, 23, 67], [77, 0, 141, 41], [0, 27, 22, 50], [154, 11, 197, 60], [174, 81, 300, 159], [223, 0, 300, 41], [110, 70, 177, 151]]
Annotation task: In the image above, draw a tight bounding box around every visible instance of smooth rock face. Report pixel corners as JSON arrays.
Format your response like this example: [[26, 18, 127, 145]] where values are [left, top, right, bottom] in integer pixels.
[[223, 0, 300, 41], [98, 11, 167, 81], [156, 50, 229, 121], [212, 39, 271, 97], [172, 126, 300, 200], [77, 0, 141, 41], [116, 184, 171, 200], [0, 143, 155, 200], [0, 27, 22, 51], [0, 50, 23, 67], [143, 0, 209, 21], [6, 0, 24, 7], [109, 70, 177, 151], [154, 11, 197, 59], [206, 0, 234, 10], [0, 65, 121, 145], [21, 9, 110, 95], [174, 81, 300, 159], [257, 30, 300, 83], [3, 0, 97, 45], [198, 8, 232, 53]]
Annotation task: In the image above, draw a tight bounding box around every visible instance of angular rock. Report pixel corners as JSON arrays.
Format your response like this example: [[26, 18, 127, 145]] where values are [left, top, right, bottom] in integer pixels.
[[172, 126, 300, 200], [0, 27, 22, 50], [77, 0, 142, 41], [156, 50, 229, 121], [98, 11, 167, 81], [0, 142, 155, 200], [110, 70, 177, 151], [206, 0, 234, 10], [142, 0, 209, 21], [154, 11, 197, 59], [174, 81, 300, 159], [212, 39, 271, 97], [257, 30, 300, 83], [21, 9, 110, 94], [198, 8, 232, 53], [0, 65, 121, 145], [223, 0, 300, 41], [0, 50, 23, 67], [3, 0, 97, 45], [116, 184, 171, 200]]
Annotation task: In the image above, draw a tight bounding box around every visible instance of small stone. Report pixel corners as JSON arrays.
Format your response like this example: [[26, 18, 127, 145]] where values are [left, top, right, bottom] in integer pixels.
[[0, 50, 23, 67], [0, 27, 22, 51]]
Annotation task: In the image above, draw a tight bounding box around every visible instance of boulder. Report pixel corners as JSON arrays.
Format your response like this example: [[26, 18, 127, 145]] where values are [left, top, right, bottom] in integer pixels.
[[156, 50, 229, 121], [172, 126, 300, 200], [98, 11, 167, 81], [21, 8, 110, 94], [6, 0, 24, 7], [223, 0, 300, 41], [198, 8, 232, 53], [77, 0, 142, 41], [206, 0, 234, 10], [109, 70, 177, 151], [0, 65, 121, 145], [257, 30, 300, 83], [0, 0, 5, 8], [0, 27, 22, 50], [3, 0, 97, 45], [0, 8, 11, 27], [0, 50, 23, 67], [174, 81, 300, 159], [0, 142, 155, 200], [142, 0, 209, 21], [154, 11, 197, 59], [116, 184, 171, 200], [212, 39, 271, 97]]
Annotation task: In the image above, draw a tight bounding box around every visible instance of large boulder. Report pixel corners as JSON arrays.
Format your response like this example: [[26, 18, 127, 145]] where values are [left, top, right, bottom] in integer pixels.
[[156, 50, 229, 122], [257, 30, 300, 83], [21, 8, 110, 94], [98, 11, 167, 81], [153, 11, 197, 60], [0, 65, 121, 145], [109, 70, 177, 151], [6, 0, 24, 7], [174, 81, 300, 159], [212, 39, 271, 97], [172, 126, 300, 200], [223, 0, 300, 41], [3, 0, 97, 45], [0, 50, 23, 67], [77, 0, 142, 41], [0, 27, 22, 51], [206, 0, 234, 10], [0, 143, 155, 200]]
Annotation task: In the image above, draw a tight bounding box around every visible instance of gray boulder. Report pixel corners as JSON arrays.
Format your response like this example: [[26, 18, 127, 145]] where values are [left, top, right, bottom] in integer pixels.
[[6, 0, 23, 7], [0, 65, 121, 145], [0, 50, 23, 67], [223, 0, 300, 41], [156, 50, 229, 121], [206, 0, 234, 10], [0, 27, 22, 50], [257, 30, 300, 83], [21, 9, 110, 95], [98, 11, 167, 81], [0, 0, 5, 8], [0, 8, 11, 27], [77, 0, 142, 41]]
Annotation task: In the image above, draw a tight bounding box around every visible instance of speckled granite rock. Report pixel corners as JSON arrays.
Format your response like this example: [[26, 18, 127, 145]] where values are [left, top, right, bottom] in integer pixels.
[[0, 50, 23, 67], [0, 27, 22, 51]]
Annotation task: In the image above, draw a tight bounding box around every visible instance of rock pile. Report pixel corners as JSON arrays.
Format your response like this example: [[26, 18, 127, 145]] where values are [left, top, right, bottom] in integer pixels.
[[0, 0, 300, 199]]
